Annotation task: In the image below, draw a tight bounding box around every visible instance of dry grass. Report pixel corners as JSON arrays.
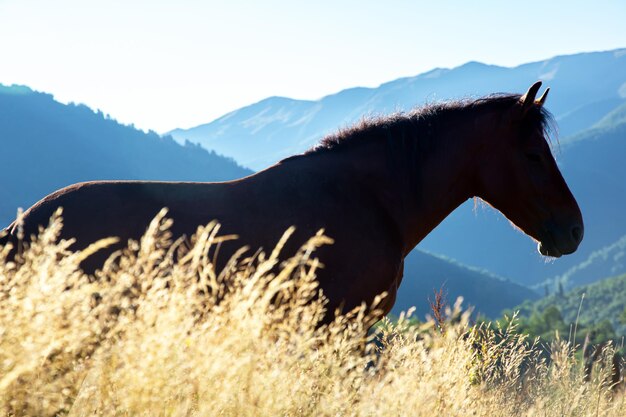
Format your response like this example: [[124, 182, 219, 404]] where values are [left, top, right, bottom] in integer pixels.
[[0, 210, 624, 416]]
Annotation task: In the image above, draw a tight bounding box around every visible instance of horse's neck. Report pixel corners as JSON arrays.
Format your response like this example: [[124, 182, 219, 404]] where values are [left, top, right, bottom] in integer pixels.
[[275, 117, 485, 255], [337, 119, 484, 255], [407, 123, 485, 253]]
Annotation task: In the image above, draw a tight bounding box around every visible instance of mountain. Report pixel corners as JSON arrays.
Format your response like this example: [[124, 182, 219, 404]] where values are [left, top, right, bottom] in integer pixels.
[[0, 85, 252, 228], [170, 48, 626, 286], [395, 250, 539, 320], [591, 101, 626, 128], [549, 234, 626, 290], [170, 49, 626, 170], [514, 273, 626, 338]]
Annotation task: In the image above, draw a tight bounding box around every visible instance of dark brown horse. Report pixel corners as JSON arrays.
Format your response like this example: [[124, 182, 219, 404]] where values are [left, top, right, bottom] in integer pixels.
[[0, 82, 583, 318]]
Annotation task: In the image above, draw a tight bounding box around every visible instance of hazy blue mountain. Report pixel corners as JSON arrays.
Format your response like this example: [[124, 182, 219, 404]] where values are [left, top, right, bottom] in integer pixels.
[[171, 48, 626, 286], [171, 49, 626, 170], [586, 100, 626, 131], [0, 84, 251, 228], [556, 97, 626, 137], [395, 250, 539, 319]]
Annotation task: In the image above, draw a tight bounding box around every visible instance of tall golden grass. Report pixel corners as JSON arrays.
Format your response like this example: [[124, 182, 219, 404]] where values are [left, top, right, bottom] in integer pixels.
[[0, 209, 624, 416]]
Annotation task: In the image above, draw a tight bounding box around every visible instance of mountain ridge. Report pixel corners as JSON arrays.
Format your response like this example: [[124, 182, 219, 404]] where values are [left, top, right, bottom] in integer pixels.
[[171, 48, 626, 170]]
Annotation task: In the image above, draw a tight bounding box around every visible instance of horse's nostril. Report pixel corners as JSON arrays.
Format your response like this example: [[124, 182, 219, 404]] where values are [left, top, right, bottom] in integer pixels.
[[571, 225, 583, 244]]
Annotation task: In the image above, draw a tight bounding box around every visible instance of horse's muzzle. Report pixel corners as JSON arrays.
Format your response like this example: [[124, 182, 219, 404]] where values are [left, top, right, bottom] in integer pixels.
[[537, 222, 584, 258]]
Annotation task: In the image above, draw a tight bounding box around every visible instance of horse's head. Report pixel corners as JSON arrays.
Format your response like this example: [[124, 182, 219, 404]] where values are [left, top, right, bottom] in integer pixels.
[[477, 81, 583, 258]]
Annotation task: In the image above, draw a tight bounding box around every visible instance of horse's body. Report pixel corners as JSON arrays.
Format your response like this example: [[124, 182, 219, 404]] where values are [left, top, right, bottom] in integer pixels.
[[0, 82, 584, 318]]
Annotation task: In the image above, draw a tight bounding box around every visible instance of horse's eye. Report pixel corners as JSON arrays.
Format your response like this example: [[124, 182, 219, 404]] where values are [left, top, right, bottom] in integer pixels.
[[525, 152, 542, 164]]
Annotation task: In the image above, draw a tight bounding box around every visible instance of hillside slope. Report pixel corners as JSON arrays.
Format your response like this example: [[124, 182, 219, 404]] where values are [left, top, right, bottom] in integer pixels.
[[395, 250, 538, 319], [551, 234, 626, 290], [0, 85, 251, 227], [515, 273, 626, 337]]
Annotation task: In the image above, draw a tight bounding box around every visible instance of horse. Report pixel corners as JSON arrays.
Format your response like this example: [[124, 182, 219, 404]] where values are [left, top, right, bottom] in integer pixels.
[[0, 81, 583, 320]]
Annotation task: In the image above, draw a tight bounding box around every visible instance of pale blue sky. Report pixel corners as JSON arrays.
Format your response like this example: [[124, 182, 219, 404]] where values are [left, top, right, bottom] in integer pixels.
[[1, 0, 625, 132]]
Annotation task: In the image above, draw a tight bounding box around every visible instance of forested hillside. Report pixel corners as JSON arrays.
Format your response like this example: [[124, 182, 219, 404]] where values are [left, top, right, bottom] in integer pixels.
[[394, 250, 538, 319], [0, 85, 251, 227], [510, 273, 626, 343]]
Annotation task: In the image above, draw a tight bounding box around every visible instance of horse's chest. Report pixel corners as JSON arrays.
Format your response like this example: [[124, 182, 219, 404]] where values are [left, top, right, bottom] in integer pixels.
[[322, 249, 404, 314], [377, 259, 405, 315]]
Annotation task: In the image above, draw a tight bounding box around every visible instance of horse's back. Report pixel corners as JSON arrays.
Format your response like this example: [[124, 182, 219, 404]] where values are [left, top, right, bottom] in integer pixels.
[[0, 180, 244, 271], [6, 182, 209, 245]]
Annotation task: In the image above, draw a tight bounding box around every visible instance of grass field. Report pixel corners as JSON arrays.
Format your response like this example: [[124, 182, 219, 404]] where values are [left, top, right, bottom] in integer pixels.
[[1, 210, 624, 416]]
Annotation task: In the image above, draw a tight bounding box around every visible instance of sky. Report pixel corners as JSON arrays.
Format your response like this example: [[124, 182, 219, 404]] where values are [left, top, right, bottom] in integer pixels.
[[1, 0, 625, 133]]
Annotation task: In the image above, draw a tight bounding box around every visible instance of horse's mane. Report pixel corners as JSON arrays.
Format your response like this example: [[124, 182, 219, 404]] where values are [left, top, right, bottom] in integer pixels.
[[303, 93, 555, 156]]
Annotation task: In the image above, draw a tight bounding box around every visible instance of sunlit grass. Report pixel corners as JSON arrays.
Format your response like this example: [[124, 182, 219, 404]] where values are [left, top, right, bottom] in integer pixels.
[[0, 210, 624, 416]]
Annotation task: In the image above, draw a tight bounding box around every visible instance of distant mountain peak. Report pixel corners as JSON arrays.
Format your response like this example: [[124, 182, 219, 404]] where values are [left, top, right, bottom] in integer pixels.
[[458, 60, 490, 68], [258, 95, 304, 105], [420, 68, 448, 79]]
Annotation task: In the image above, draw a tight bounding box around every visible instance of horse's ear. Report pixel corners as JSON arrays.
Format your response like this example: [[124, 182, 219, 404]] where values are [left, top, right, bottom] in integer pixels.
[[519, 81, 543, 115], [536, 87, 549, 107]]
